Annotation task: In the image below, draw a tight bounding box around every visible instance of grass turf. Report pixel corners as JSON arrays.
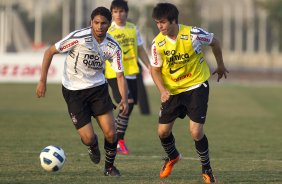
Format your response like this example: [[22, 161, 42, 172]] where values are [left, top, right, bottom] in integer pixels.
[[0, 82, 282, 184]]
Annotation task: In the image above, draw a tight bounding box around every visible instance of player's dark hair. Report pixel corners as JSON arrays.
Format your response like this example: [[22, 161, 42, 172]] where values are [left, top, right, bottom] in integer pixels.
[[110, 0, 129, 13], [152, 3, 179, 24], [91, 7, 112, 22]]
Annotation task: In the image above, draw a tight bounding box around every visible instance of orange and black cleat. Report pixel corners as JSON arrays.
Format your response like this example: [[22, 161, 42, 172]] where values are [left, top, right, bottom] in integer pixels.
[[159, 154, 182, 178], [202, 169, 216, 183]]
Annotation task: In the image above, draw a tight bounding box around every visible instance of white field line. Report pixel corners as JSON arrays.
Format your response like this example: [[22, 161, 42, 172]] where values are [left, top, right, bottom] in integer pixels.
[[69, 153, 282, 163]]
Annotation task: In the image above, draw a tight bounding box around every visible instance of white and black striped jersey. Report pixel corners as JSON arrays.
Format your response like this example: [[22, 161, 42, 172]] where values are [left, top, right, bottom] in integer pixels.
[[55, 27, 123, 90]]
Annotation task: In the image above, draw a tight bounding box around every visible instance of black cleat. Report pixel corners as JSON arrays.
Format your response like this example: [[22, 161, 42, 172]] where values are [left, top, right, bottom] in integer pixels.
[[104, 166, 121, 176], [88, 146, 100, 164]]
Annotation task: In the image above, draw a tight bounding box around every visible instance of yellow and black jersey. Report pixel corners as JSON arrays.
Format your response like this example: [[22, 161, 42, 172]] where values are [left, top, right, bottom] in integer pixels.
[[105, 21, 140, 79], [151, 24, 213, 95]]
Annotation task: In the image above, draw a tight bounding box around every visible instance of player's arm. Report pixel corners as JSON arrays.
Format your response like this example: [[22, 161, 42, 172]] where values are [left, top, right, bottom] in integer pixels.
[[150, 42, 170, 103], [150, 66, 170, 103], [136, 26, 151, 71], [137, 45, 151, 71], [36, 45, 59, 98], [209, 37, 229, 82], [110, 47, 128, 115], [116, 72, 129, 115]]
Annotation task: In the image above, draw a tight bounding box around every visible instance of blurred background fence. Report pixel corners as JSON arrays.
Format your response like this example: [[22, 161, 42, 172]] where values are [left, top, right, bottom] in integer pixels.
[[0, 0, 281, 83]]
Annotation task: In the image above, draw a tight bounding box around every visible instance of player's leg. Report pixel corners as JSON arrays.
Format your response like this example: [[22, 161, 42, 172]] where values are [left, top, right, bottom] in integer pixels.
[[116, 79, 137, 154], [158, 122, 182, 178], [190, 121, 215, 183], [115, 100, 134, 154], [188, 81, 216, 183], [88, 83, 120, 176], [96, 111, 120, 176], [77, 123, 100, 164], [108, 78, 136, 154], [158, 94, 182, 178], [62, 86, 100, 164]]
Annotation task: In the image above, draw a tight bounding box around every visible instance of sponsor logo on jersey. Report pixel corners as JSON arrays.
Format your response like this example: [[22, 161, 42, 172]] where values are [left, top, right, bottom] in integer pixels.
[[85, 37, 93, 43], [169, 66, 185, 74], [158, 40, 166, 47], [170, 73, 192, 82], [180, 34, 188, 40], [107, 41, 117, 49], [196, 36, 210, 42], [115, 33, 126, 40], [83, 54, 103, 70], [59, 40, 78, 51], [164, 50, 190, 67], [114, 33, 135, 47], [123, 48, 131, 55], [116, 50, 122, 70], [153, 45, 158, 65]]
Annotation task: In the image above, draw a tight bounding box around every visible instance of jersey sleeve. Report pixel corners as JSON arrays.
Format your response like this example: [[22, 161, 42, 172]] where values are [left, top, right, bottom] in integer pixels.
[[54, 31, 80, 53], [150, 40, 163, 67], [108, 46, 123, 73], [190, 26, 214, 46], [136, 26, 144, 46]]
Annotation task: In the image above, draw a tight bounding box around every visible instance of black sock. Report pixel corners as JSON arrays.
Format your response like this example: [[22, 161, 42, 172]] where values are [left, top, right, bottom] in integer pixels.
[[195, 135, 211, 172], [104, 138, 117, 168], [116, 115, 129, 140], [159, 133, 179, 160]]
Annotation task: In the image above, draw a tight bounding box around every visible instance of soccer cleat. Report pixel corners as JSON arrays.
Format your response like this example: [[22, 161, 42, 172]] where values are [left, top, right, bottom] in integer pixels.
[[159, 154, 182, 178], [202, 169, 216, 183], [117, 140, 129, 155], [104, 165, 121, 176], [88, 146, 100, 164]]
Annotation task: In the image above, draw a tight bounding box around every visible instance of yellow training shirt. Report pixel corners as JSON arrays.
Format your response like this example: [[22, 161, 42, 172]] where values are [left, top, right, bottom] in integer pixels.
[[151, 25, 212, 95], [105, 22, 139, 79]]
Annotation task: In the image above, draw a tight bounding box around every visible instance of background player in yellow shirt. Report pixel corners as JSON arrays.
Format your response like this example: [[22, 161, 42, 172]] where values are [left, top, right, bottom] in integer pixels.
[[105, 0, 151, 155], [150, 3, 229, 183]]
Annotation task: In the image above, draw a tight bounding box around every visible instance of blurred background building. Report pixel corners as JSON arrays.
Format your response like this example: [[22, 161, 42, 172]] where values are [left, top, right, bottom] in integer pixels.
[[0, 0, 281, 82]]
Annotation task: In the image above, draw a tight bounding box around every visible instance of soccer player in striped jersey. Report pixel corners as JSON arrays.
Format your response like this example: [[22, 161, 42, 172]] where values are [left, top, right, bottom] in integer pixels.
[[36, 7, 128, 176], [105, 0, 151, 155], [150, 3, 229, 183]]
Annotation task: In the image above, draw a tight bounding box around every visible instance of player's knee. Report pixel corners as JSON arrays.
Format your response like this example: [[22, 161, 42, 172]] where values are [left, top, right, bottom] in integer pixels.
[[158, 129, 171, 139], [104, 131, 116, 143], [190, 130, 204, 141], [81, 134, 95, 146]]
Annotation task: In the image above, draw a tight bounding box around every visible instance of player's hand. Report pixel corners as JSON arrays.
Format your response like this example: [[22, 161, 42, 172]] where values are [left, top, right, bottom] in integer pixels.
[[212, 65, 229, 82], [36, 81, 46, 98], [118, 99, 128, 115], [160, 90, 170, 103]]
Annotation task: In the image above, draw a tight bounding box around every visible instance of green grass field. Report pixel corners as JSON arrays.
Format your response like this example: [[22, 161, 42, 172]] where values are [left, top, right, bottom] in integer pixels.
[[0, 82, 282, 184]]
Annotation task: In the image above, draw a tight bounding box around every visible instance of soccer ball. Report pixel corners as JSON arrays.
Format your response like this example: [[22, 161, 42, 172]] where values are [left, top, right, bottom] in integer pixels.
[[39, 145, 66, 172]]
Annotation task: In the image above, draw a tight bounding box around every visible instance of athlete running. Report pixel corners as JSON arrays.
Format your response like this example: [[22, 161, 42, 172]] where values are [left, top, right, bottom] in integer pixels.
[[36, 7, 128, 176], [150, 3, 228, 183]]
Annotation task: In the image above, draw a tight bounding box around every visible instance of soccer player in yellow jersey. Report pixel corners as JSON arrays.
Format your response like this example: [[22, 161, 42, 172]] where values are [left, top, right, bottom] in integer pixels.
[[105, 0, 151, 155], [150, 3, 229, 183]]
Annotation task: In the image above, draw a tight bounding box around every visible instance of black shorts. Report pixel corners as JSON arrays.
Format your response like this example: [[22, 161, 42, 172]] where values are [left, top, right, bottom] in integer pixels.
[[107, 78, 138, 104], [62, 84, 115, 129], [159, 81, 209, 124]]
